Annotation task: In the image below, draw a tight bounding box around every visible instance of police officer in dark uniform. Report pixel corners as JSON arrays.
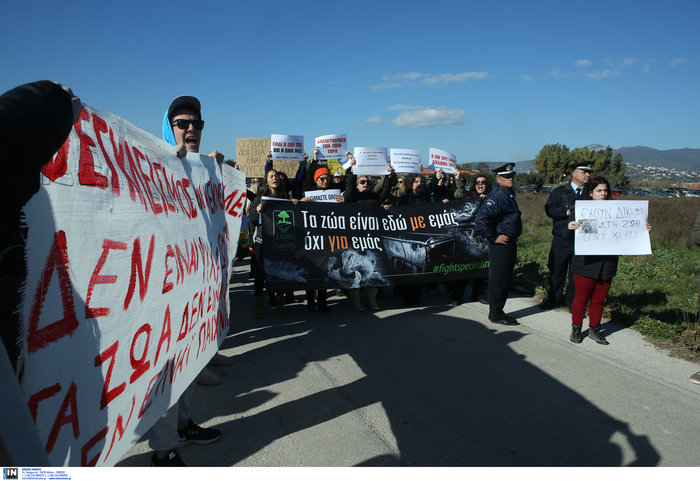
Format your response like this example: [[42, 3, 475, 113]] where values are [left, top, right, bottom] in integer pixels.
[[475, 163, 522, 325], [538, 161, 592, 310]]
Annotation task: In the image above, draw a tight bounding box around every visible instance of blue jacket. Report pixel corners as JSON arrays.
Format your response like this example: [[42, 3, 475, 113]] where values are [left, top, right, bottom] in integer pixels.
[[545, 182, 578, 240], [475, 184, 522, 241]]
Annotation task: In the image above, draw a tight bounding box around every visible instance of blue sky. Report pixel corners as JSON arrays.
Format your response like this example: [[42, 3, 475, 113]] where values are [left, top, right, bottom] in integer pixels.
[[3, 0, 699, 165]]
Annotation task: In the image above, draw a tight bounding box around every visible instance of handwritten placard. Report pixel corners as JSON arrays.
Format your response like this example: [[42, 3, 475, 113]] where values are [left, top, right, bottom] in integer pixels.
[[428, 147, 456, 173], [389, 148, 422, 173], [574, 200, 651, 255], [271, 134, 304, 162], [315, 134, 347, 161]]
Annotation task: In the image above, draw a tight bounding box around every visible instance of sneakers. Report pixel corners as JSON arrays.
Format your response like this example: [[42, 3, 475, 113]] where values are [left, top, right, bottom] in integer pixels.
[[588, 326, 609, 345], [151, 450, 186, 467], [178, 419, 221, 446], [690, 372, 700, 385], [570, 324, 582, 343]]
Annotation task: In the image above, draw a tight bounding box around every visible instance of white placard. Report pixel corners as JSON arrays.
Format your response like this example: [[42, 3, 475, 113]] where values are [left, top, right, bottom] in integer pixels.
[[389, 148, 422, 173], [353, 147, 389, 176], [304, 189, 341, 202], [315, 134, 347, 161], [20, 104, 246, 466], [428, 147, 456, 173], [271, 134, 304, 161], [574, 200, 651, 255]]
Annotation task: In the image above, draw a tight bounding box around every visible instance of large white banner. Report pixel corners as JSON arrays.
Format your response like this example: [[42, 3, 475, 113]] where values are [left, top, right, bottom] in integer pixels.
[[271, 134, 304, 162], [428, 147, 456, 173], [389, 148, 422, 174], [19, 104, 246, 466], [352, 147, 389, 176], [574, 200, 651, 255]]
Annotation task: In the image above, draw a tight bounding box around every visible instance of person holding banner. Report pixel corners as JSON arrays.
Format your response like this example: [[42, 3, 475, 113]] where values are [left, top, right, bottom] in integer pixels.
[[475, 163, 522, 326], [150, 95, 224, 466], [250, 168, 299, 317], [343, 158, 396, 311], [567, 177, 652, 344]]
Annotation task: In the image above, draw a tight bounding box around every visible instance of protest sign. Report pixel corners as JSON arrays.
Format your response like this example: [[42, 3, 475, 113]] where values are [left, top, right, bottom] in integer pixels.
[[303, 189, 342, 202], [236, 138, 301, 179], [574, 200, 651, 255], [315, 134, 347, 161], [19, 104, 245, 466], [261, 199, 489, 290], [271, 134, 304, 162], [389, 148, 422, 173], [428, 147, 457, 173], [353, 147, 389, 176]]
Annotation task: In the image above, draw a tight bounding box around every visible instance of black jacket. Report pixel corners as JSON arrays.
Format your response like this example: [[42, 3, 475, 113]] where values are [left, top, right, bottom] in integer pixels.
[[475, 184, 522, 241]]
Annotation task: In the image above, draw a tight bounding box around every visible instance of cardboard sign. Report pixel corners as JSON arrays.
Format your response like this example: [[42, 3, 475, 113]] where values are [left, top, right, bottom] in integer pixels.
[[236, 137, 301, 179]]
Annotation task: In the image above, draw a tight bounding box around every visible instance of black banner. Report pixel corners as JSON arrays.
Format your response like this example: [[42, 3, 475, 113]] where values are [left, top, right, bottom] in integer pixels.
[[261, 199, 489, 290]]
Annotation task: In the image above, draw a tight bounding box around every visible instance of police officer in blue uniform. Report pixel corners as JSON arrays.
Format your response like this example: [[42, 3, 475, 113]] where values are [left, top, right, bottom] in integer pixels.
[[538, 161, 592, 310], [475, 163, 522, 325]]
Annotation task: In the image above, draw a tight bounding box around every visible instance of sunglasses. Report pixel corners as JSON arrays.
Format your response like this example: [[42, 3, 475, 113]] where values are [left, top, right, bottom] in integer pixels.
[[318, 176, 331, 182], [475, 180, 487, 185], [172, 119, 205, 130], [397, 180, 404, 183], [358, 180, 368, 185]]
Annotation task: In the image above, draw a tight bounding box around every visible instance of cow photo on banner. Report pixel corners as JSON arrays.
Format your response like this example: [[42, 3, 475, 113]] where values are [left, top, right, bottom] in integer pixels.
[[18, 104, 246, 466], [260, 198, 489, 291]]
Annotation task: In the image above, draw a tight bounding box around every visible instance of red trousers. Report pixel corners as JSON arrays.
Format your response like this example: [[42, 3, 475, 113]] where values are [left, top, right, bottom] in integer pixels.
[[571, 273, 613, 328]]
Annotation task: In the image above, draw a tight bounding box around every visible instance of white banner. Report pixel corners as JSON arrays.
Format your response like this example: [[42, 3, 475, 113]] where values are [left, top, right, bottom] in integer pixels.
[[314, 134, 347, 161], [271, 134, 304, 162], [303, 189, 341, 202], [389, 148, 422, 173], [428, 147, 456, 173], [20, 104, 246, 466], [352, 147, 388, 176], [574, 200, 651, 255]]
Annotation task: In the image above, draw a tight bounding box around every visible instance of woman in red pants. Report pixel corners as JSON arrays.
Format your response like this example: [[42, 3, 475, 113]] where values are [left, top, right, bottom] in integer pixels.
[[567, 177, 651, 345]]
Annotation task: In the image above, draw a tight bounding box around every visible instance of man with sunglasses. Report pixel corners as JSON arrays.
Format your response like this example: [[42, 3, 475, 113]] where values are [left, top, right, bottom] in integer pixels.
[[475, 163, 522, 326], [149, 96, 224, 467], [539, 161, 592, 311]]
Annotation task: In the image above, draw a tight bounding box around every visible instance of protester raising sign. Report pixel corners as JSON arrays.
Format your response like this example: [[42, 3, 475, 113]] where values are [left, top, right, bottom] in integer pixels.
[[314, 134, 347, 161], [352, 147, 389, 176], [19, 104, 245, 466], [261, 198, 489, 290], [428, 147, 456, 173]]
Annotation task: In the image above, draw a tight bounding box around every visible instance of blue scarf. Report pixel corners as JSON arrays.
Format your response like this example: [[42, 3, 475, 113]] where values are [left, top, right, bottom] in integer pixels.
[[161, 110, 177, 146]]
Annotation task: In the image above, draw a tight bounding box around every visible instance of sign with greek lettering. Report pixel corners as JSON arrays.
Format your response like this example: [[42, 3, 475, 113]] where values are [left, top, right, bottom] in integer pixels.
[[353, 147, 389, 176], [19, 104, 246, 466], [271, 134, 304, 162], [389, 148, 422, 174], [261, 199, 489, 290], [303, 189, 342, 202], [574, 200, 651, 255], [315, 134, 347, 161], [428, 147, 456, 173]]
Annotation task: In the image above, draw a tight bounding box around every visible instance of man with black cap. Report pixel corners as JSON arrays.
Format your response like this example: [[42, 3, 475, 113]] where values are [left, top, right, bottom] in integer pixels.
[[475, 163, 522, 325], [538, 161, 592, 310], [148, 95, 225, 467]]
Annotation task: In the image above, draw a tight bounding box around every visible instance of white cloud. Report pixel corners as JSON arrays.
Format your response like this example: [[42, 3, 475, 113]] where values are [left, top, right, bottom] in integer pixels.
[[365, 115, 382, 124], [576, 120, 583, 124], [385, 104, 426, 111], [522, 74, 535, 81], [371, 71, 487, 90], [669, 58, 686, 67], [623, 57, 637, 66], [586, 69, 618, 80], [575, 59, 592, 68], [392, 107, 464, 129], [549, 68, 571, 79]]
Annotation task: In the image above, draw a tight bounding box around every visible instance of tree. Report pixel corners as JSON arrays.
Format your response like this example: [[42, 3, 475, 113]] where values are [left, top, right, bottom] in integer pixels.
[[534, 144, 572, 183], [477, 162, 491, 175]]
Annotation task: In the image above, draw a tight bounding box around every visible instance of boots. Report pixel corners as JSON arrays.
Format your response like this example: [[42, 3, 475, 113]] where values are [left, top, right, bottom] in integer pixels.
[[570, 324, 582, 344], [367, 287, 379, 311], [349, 289, 365, 312], [254, 296, 264, 319]]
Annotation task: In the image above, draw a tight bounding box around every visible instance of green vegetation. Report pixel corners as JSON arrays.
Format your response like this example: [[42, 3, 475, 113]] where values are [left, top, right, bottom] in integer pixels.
[[533, 144, 628, 186], [515, 194, 700, 360]]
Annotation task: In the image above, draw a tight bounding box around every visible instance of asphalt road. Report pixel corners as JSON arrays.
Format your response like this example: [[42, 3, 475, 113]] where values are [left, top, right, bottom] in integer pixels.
[[117, 261, 700, 467]]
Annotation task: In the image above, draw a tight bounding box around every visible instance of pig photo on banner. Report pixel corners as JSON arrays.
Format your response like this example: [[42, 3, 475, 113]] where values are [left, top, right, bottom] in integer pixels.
[[260, 198, 489, 291], [18, 104, 246, 466]]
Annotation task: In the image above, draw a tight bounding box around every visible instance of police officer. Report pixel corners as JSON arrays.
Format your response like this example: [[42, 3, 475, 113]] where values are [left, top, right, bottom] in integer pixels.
[[539, 161, 592, 310], [475, 163, 522, 325]]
